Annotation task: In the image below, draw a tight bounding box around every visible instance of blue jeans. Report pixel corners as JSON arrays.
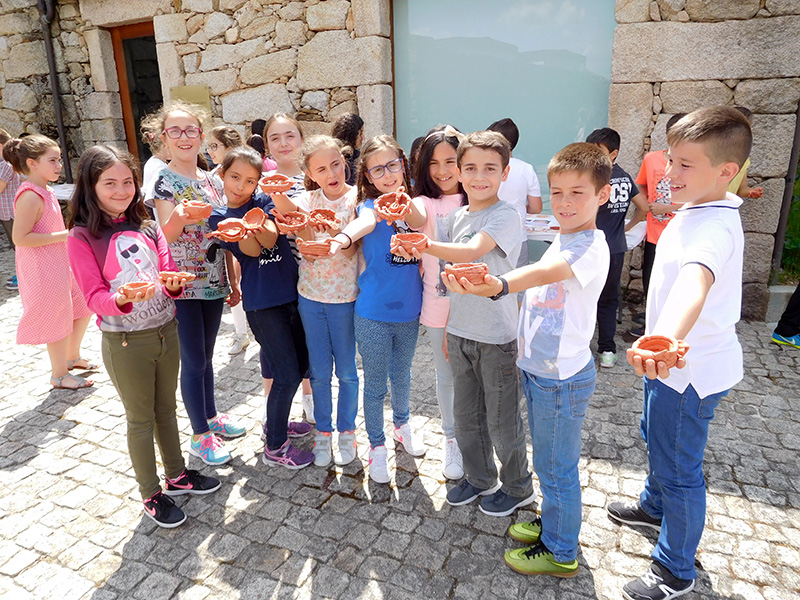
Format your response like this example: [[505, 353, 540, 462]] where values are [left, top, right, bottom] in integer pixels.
[[639, 379, 727, 580], [354, 314, 419, 448], [247, 301, 309, 450], [175, 298, 225, 435], [297, 296, 359, 433], [522, 359, 596, 563]]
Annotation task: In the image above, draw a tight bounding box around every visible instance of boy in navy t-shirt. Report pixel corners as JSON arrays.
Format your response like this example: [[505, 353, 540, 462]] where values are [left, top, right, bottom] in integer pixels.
[[586, 128, 646, 368]]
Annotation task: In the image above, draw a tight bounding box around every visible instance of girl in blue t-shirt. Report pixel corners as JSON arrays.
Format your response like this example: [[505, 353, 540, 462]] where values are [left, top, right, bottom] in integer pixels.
[[209, 146, 313, 470], [329, 135, 427, 484]]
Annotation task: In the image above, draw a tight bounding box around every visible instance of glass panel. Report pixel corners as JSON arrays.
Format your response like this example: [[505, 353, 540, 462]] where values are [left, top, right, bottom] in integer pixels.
[[122, 35, 163, 162], [393, 0, 616, 210]]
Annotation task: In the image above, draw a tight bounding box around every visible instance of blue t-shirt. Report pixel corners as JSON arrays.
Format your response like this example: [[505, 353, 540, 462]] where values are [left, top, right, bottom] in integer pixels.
[[209, 193, 298, 312], [355, 199, 422, 323], [596, 163, 638, 254]]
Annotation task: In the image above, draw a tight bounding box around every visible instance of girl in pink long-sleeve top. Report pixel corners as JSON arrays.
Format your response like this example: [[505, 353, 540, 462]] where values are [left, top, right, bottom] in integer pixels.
[[67, 145, 220, 529]]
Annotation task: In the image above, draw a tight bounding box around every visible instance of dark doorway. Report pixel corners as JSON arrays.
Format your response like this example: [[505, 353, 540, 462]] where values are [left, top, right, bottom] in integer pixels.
[[111, 22, 163, 163]]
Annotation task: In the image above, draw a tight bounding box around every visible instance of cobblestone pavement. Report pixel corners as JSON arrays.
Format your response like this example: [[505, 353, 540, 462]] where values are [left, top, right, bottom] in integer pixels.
[[0, 245, 798, 600]]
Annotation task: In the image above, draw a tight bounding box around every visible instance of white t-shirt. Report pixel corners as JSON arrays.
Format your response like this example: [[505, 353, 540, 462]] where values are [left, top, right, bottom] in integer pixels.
[[646, 193, 744, 398], [142, 156, 168, 201], [498, 157, 541, 242], [517, 229, 609, 379]]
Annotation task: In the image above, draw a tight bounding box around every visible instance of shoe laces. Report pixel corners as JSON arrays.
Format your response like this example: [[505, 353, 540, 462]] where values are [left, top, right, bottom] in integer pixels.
[[522, 542, 551, 559], [212, 414, 230, 426], [200, 434, 224, 451], [640, 569, 663, 588]]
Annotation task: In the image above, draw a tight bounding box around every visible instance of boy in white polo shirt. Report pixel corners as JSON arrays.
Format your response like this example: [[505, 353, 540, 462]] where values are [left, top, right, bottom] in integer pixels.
[[605, 106, 751, 600]]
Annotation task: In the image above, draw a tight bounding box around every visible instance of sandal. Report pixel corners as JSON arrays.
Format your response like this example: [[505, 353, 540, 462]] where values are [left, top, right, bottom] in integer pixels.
[[67, 358, 100, 371], [51, 374, 94, 390]]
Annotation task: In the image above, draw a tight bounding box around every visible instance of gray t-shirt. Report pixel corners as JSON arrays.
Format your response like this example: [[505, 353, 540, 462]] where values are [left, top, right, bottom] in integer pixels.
[[446, 201, 521, 344]]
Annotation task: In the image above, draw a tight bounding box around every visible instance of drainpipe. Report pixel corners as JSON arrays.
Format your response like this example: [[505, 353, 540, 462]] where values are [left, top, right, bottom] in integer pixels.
[[38, 0, 72, 183], [769, 100, 800, 284]]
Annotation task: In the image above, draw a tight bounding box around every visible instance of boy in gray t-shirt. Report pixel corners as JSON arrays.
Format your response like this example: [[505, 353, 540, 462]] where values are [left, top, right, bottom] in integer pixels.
[[392, 131, 533, 517]]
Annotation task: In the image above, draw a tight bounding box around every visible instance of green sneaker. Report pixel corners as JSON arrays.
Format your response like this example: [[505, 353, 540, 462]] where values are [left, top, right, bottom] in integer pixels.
[[504, 541, 579, 578], [508, 517, 542, 544]]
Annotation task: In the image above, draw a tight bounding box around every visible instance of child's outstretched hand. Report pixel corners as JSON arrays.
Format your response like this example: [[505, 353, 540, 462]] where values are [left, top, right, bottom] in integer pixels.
[[175, 203, 207, 226], [441, 272, 500, 297], [748, 187, 764, 199], [626, 335, 688, 380], [115, 284, 156, 307]]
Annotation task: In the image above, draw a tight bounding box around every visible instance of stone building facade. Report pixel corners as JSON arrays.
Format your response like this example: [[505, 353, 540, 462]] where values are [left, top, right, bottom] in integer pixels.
[[0, 0, 798, 319]]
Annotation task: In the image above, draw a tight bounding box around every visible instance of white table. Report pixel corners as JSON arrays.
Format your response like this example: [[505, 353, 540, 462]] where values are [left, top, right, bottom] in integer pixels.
[[52, 183, 75, 202], [527, 215, 648, 251]]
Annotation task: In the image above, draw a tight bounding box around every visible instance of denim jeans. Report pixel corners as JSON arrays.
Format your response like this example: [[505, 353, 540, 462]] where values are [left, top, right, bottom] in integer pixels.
[[247, 301, 309, 450], [298, 296, 359, 433], [596, 252, 625, 353], [425, 326, 455, 439], [639, 379, 727, 580], [175, 298, 225, 435], [354, 314, 419, 448], [448, 334, 532, 499], [522, 359, 596, 563]]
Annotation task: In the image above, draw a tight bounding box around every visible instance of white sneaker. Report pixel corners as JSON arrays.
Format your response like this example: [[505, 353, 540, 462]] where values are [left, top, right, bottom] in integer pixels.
[[334, 430, 357, 465], [302, 394, 315, 424], [393, 423, 426, 457], [313, 432, 332, 467], [442, 437, 464, 480], [599, 351, 617, 368], [368, 445, 390, 483], [228, 333, 250, 355]]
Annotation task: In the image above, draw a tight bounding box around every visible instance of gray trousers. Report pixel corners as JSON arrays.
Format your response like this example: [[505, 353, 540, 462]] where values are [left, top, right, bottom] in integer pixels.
[[447, 333, 533, 499]]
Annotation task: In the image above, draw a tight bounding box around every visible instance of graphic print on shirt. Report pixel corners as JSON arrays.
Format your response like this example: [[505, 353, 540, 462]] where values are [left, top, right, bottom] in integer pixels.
[[607, 177, 633, 214], [386, 220, 420, 267], [652, 174, 673, 222], [519, 282, 567, 375]]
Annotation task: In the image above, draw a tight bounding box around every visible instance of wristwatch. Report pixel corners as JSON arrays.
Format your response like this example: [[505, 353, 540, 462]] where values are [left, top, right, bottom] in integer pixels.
[[489, 276, 509, 301]]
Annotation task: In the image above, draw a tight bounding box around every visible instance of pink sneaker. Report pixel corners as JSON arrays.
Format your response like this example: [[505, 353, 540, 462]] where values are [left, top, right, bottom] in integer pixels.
[[262, 440, 313, 470]]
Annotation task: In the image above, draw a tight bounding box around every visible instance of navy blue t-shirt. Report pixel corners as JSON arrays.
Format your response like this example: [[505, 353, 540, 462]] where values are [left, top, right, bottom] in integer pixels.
[[596, 163, 639, 254], [209, 193, 298, 312]]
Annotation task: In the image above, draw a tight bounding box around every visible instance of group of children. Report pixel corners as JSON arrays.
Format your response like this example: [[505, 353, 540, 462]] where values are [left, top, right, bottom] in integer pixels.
[[3, 102, 755, 600]]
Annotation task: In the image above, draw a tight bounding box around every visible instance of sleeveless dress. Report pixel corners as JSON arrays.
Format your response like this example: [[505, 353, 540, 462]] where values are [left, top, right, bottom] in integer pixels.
[[15, 181, 92, 344]]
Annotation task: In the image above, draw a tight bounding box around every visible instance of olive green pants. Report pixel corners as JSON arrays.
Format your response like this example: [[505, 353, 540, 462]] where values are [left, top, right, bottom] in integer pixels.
[[102, 319, 185, 499]]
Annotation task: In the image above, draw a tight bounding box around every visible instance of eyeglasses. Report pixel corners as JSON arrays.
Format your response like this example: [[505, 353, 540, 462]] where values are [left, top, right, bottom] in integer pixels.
[[208, 143, 221, 151], [163, 126, 202, 139], [366, 158, 404, 180]]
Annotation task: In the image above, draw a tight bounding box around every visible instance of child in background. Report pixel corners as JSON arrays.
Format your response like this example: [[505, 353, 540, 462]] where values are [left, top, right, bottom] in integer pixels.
[[607, 106, 751, 600], [331, 113, 364, 186], [139, 113, 172, 202], [147, 101, 244, 467], [67, 144, 220, 527], [487, 118, 542, 267], [4, 134, 95, 389], [397, 131, 533, 517], [586, 127, 645, 368], [0, 128, 20, 289], [448, 142, 611, 577], [411, 125, 467, 480], [207, 125, 251, 357], [250, 118, 278, 172], [209, 146, 314, 469], [328, 134, 427, 483]]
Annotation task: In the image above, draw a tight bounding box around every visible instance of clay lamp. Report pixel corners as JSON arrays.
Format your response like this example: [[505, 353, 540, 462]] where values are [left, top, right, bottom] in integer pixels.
[[270, 209, 310, 234], [374, 186, 411, 222], [630, 335, 690, 369], [158, 271, 196, 284], [242, 207, 266, 231], [296, 237, 333, 257], [206, 218, 248, 242], [182, 200, 213, 220], [445, 262, 490, 285], [391, 232, 428, 254], [309, 208, 340, 229], [118, 281, 156, 299], [259, 173, 294, 194]]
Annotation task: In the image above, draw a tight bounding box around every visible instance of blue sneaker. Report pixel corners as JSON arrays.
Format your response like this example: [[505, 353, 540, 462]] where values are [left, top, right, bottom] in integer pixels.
[[189, 433, 231, 466], [479, 489, 536, 517], [446, 479, 502, 506], [207, 413, 246, 438], [772, 332, 800, 350], [5, 276, 17, 290]]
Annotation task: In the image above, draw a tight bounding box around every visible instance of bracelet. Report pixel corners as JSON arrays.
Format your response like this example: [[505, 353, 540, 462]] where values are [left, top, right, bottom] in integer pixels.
[[337, 232, 353, 250]]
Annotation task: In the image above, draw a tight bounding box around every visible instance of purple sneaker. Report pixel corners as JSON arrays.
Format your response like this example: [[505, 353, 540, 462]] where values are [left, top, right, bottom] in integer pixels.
[[260, 420, 313, 441], [262, 440, 314, 469]]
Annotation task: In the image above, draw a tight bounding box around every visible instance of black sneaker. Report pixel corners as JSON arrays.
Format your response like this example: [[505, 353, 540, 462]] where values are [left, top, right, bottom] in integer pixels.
[[446, 479, 501, 506], [630, 326, 645, 337], [623, 561, 695, 600], [607, 501, 662, 531], [479, 489, 536, 517], [633, 312, 646, 325], [163, 469, 221, 496], [142, 490, 187, 528]]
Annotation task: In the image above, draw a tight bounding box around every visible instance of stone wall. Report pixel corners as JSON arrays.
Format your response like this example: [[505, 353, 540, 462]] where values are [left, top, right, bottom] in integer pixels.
[[611, 0, 800, 320]]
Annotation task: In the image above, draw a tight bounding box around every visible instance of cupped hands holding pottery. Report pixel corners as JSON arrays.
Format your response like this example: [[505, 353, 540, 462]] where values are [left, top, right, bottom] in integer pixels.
[[177, 200, 211, 226], [374, 186, 412, 223], [440, 263, 495, 296], [116, 281, 157, 307], [627, 334, 689, 379], [389, 232, 430, 260]]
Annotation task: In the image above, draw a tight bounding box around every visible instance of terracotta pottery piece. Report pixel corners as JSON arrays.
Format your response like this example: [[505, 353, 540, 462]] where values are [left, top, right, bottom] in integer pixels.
[[631, 335, 690, 368], [445, 262, 489, 285], [391, 232, 428, 253], [118, 281, 156, 299], [309, 208, 340, 229], [296, 237, 333, 257], [242, 207, 266, 231], [259, 173, 294, 194], [206, 218, 249, 242], [374, 186, 411, 222], [270, 209, 310, 234], [182, 200, 213, 220], [158, 271, 196, 284]]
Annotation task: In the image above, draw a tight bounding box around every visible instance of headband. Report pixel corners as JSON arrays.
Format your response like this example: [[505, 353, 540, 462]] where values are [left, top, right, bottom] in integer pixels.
[[425, 125, 465, 143]]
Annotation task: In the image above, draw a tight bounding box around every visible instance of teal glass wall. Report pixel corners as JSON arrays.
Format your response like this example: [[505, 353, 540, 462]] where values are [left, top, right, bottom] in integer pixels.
[[393, 0, 616, 210]]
